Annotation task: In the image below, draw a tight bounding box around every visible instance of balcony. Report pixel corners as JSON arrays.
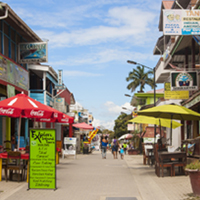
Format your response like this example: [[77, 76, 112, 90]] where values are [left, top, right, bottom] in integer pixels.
[[155, 58, 171, 83]]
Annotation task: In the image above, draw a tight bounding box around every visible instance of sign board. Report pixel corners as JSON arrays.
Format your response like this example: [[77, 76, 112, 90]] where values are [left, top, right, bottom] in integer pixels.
[[171, 71, 198, 91], [127, 124, 134, 131], [163, 9, 200, 35], [0, 54, 29, 90], [29, 128, 56, 190], [164, 82, 189, 99], [18, 42, 48, 63], [55, 85, 66, 90], [54, 98, 66, 113], [63, 137, 76, 158], [58, 70, 63, 85]]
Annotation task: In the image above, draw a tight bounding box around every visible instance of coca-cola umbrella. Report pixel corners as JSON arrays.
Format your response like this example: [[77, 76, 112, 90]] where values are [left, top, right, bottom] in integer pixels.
[[0, 92, 55, 149], [35, 106, 74, 124]]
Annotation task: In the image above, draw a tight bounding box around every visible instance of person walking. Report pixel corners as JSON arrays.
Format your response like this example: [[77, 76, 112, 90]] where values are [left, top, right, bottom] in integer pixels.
[[112, 136, 119, 159], [101, 136, 108, 159], [123, 142, 127, 155]]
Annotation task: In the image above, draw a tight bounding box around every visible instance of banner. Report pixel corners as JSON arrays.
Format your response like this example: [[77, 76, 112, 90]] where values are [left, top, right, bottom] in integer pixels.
[[18, 42, 48, 63], [171, 71, 198, 91], [88, 129, 98, 143], [29, 128, 56, 190], [164, 82, 189, 99], [163, 9, 200, 35], [0, 54, 29, 90]]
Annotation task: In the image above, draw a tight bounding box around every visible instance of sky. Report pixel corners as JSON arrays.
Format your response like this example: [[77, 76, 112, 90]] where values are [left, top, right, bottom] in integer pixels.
[[5, 0, 164, 130]]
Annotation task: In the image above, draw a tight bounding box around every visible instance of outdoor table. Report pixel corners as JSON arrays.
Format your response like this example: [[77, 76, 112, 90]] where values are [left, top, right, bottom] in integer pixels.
[[0, 152, 29, 182], [158, 151, 186, 176]]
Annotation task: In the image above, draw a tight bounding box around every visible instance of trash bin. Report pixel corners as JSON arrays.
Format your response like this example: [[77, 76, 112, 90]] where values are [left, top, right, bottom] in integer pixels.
[[83, 147, 89, 154]]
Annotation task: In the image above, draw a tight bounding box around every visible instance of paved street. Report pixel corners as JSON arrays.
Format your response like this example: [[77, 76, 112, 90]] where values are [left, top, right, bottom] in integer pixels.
[[0, 151, 193, 200]]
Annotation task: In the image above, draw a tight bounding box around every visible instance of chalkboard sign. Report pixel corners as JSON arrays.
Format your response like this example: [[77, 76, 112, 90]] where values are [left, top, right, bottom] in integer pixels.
[[29, 129, 56, 190]]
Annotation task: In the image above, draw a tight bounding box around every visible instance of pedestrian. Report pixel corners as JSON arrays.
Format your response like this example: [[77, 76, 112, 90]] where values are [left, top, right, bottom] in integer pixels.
[[123, 142, 127, 154], [11, 134, 16, 151], [112, 136, 119, 159], [101, 136, 108, 159], [119, 145, 124, 159]]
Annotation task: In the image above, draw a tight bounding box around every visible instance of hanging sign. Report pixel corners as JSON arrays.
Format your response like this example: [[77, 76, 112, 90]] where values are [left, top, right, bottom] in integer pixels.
[[164, 82, 189, 99], [163, 9, 200, 35], [29, 128, 56, 190], [171, 71, 198, 91], [18, 42, 48, 63]]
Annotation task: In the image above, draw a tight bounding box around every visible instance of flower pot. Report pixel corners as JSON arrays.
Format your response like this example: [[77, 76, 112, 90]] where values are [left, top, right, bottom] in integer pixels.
[[187, 170, 200, 196]]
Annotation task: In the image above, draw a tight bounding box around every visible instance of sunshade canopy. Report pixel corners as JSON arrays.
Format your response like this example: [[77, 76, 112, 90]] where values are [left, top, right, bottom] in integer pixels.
[[0, 92, 54, 118], [118, 134, 133, 140], [72, 122, 93, 130], [138, 104, 200, 121], [128, 116, 182, 129]]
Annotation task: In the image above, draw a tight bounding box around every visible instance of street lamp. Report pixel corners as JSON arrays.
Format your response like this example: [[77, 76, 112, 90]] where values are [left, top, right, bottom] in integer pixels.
[[127, 60, 157, 142]]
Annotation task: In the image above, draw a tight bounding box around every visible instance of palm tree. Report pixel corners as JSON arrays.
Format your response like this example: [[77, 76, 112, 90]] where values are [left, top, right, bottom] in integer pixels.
[[126, 65, 154, 93]]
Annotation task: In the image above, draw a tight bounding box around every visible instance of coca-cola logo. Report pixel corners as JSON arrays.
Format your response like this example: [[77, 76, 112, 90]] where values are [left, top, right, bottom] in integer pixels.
[[30, 110, 44, 117], [54, 113, 58, 118], [0, 108, 14, 115]]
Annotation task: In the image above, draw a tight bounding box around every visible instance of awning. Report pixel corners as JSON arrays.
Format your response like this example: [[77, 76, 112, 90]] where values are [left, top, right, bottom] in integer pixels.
[[193, 36, 200, 46], [72, 122, 94, 130]]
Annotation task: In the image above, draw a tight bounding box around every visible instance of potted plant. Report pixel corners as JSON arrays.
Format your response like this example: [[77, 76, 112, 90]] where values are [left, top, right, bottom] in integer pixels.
[[185, 161, 200, 196]]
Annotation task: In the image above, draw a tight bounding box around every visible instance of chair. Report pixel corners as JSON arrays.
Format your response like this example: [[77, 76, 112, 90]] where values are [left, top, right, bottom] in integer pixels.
[[154, 145, 173, 177], [142, 143, 151, 165], [5, 151, 24, 182], [3, 140, 11, 152]]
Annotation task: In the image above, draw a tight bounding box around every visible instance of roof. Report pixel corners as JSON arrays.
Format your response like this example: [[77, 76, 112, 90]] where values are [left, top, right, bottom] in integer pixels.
[[147, 88, 164, 93], [163, 1, 174, 9], [0, 3, 42, 42]]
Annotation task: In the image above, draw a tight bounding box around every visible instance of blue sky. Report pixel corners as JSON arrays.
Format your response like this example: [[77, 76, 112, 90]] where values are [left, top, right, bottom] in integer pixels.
[[5, 0, 164, 130]]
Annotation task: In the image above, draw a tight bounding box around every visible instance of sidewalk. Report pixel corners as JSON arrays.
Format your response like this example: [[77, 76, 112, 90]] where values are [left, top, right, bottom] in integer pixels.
[[0, 151, 193, 200]]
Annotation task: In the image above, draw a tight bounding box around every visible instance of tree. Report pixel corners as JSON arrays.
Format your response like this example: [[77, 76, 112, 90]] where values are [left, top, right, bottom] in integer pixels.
[[126, 65, 154, 93], [113, 113, 132, 138]]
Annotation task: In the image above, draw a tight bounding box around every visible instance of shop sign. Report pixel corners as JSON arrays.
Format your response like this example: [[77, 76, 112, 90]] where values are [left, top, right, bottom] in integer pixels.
[[171, 71, 198, 91], [7, 84, 15, 98], [164, 82, 189, 99], [0, 54, 29, 90], [29, 128, 56, 190], [54, 98, 66, 113], [184, 94, 200, 109], [127, 124, 134, 131], [18, 42, 48, 63], [163, 9, 200, 35], [63, 137, 76, 156]]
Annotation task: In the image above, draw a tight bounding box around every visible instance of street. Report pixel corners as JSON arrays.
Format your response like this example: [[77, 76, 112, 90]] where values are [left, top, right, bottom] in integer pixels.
[[0, 151, 192, 200]]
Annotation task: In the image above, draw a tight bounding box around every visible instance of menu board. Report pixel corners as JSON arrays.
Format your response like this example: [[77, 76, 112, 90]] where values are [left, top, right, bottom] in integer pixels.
[[29, 129, 56, 190]]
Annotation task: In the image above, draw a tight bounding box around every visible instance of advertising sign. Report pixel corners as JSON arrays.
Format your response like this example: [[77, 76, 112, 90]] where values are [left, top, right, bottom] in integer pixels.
[[0, 54, 29, 90], [29, 129, 56, 190], [163, 9, 200, 35], [18, 42, 48, 63], [164, 82, 189, 99], [63, 137, 76, 156], [171, 71, 198, 91]]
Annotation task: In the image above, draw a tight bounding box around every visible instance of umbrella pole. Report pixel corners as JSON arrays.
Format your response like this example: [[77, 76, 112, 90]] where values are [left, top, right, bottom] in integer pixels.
[[17, 115, 22, 150], [170, 115, 173, 146], [159, 119, 161, 137]]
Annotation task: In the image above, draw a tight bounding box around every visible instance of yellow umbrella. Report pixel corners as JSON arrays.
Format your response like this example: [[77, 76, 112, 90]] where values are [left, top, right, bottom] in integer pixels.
[[128, 115, 182, 129], [138, 104, 200, 145], [138, 104, 200, 121]]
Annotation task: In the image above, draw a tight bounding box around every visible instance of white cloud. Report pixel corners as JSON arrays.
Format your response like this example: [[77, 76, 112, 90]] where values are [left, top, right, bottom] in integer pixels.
[[93, 118, 114, 131], [63, 70, 102, 77]]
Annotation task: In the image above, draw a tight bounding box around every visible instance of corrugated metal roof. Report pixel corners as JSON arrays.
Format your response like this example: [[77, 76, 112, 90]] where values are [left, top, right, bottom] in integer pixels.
[[163, 1, 174, 9]]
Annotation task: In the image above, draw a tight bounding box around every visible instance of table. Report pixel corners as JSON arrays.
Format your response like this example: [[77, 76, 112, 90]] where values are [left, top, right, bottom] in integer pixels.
[[158, 151, 186, 176], [0, 152, 29, 182]]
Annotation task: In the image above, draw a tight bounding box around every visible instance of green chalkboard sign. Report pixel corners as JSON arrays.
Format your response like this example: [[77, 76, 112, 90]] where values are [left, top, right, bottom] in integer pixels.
[[29, 129, 56, 189]]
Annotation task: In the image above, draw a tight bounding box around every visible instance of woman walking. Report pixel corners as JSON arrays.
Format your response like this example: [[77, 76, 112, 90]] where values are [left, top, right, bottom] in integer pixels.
[[112, 136, 119, 159], [101, 136, 108, 159]]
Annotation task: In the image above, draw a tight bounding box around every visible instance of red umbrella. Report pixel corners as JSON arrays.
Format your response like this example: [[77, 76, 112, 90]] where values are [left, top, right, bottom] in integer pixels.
[[0, 92, 56, 149], [72, 122, 93, 130], [0, 93, 53, 118]]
